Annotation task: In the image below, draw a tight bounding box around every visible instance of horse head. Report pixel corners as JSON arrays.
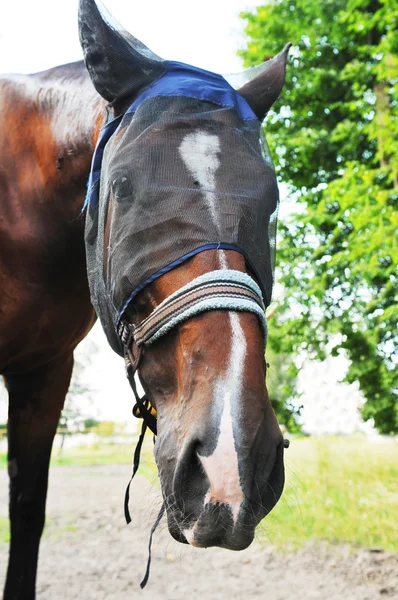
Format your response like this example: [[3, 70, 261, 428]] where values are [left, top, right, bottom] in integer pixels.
[[79, 0, 290, 550]]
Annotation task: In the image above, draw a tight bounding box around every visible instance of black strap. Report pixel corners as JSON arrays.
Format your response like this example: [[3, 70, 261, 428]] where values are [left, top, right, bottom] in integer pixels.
[[140, 503, 166, 589], [121, 329, 164, 587], [125, 346, 157, 435], [124, 418, 147, 524]]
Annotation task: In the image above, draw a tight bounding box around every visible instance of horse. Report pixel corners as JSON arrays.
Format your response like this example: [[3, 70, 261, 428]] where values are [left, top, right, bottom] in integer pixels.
[[1, 0, 290, 596], [0, 61, 103, 598]]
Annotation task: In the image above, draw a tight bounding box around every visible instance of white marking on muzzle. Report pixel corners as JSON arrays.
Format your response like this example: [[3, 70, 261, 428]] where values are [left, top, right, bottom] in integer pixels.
[[179, 131, 220, 226], [198, 251, 247, 523]]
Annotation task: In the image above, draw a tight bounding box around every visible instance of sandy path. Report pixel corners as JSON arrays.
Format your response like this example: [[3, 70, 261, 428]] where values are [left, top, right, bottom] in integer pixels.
[[0, 464, 397, 599]]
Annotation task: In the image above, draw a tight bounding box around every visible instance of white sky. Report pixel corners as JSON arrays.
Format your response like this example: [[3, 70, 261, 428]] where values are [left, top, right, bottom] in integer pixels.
[[0, 0, 258, 75]]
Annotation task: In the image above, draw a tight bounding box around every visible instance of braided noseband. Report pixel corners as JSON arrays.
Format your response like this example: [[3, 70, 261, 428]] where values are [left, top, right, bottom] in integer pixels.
[[118, 269, 267, 435], [118, 269, 268, 351]]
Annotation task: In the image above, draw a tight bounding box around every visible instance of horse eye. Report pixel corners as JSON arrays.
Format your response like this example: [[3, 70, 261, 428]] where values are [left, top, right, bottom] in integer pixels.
[[112, 175, 133, 202]]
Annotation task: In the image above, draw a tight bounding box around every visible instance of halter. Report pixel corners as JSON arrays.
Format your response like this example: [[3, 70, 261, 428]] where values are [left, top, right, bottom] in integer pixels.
[[118, 269, 267, 431], [119, 269, 267, 347]]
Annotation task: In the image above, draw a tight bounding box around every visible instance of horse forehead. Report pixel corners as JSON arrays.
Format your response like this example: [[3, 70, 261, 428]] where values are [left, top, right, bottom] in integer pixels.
[[107, 109, 261, 182], [104, 120, 265, 209], [178, 130, 221, 174]]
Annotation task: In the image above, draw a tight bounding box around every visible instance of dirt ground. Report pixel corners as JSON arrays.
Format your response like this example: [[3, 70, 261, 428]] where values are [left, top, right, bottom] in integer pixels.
[[0, 464, 397, 599]]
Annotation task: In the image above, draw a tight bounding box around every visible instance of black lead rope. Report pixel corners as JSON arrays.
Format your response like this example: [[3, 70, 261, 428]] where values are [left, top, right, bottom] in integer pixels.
[[124, 418, 147, 524], [125, 345, 157, 436], [123, 342, 165, 588], [140, 503, 166, 589]]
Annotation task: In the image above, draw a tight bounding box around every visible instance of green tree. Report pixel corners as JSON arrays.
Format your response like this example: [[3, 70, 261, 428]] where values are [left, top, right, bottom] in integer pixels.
[[83, 418, 100, 431], [240, 0, 397, 433], [266, 345, 302, 432], [59, 338, 99, 433]]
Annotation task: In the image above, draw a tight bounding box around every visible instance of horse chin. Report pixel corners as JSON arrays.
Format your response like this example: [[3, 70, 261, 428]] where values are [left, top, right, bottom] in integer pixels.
[[166, 502, 256, 551]]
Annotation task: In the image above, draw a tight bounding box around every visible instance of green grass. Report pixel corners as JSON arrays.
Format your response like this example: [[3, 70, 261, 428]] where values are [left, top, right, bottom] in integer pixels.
[[0, 516, 10, 544], [1, 436, 397, 552], [49, 441, 157, 480], [0, 440, 157, 473], [257, 436, 398, 552], [50, 443, 135, 467]]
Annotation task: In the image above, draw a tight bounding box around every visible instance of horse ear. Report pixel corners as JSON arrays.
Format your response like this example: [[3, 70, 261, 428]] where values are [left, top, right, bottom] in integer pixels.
[[78, 0, 166, 104], [237, 43, 292, 121]]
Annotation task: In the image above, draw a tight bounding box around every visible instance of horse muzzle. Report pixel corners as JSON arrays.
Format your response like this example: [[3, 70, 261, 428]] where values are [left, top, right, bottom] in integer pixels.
[[159, 427, 285, 551]]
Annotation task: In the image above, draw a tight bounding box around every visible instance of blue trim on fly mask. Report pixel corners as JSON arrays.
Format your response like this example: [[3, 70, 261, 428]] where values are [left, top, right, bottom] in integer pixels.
[[83, 114, 123, 210], [116, 243, 247, 327], [125, 61, 257, 121], [84, 61, 258, 210]]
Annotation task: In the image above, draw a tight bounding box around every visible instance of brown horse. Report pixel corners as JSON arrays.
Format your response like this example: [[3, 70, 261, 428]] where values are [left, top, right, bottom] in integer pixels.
[[0, 61, 103, 598], [1, 0, 289, 596]]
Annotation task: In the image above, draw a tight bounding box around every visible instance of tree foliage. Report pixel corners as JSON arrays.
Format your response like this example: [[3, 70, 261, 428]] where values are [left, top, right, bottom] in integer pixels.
[[59, 338, 99, 432], [266, 346, 302, 432], [240, 0, 397, 432]]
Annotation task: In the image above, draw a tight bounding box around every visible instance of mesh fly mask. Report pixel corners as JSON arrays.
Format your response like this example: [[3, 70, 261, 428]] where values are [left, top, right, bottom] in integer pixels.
[[84, 61, 280, 355]]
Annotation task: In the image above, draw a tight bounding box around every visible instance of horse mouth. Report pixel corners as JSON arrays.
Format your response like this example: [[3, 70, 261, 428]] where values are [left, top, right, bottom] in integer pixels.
[[166, 501, 256, 551], [162, 436, 285, 550]]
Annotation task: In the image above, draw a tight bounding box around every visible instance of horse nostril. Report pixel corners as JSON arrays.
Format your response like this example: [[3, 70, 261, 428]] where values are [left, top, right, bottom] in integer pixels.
[[172, 440, 209, 512]]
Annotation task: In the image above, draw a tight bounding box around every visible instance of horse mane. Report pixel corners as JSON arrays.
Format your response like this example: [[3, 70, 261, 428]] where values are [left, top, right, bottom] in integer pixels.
[[0, 61, 104, 148]]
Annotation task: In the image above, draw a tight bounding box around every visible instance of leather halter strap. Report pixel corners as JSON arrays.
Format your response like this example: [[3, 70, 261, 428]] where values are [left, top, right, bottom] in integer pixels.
[[118, 269, 267, 439], [118, 269, 268, 351]]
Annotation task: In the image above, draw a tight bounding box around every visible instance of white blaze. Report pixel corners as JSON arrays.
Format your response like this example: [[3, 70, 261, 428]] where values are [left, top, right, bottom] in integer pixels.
[[184, 307, 246, 542], [178, 132, 247, 532], [198, 252, 247, 523], [179, 131, 221, 226]]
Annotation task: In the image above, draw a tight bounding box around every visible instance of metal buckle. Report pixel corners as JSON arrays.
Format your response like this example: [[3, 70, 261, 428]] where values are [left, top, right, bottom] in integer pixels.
[[118, 321, 135, 347]]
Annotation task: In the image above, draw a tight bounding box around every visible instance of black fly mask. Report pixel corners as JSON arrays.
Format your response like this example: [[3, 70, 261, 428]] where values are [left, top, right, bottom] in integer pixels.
[[80, 0, 290, 355]]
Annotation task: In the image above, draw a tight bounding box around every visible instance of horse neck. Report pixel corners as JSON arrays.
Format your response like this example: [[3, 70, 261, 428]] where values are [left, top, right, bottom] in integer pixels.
[[0, 61, 105, 219], [36, 61, 105, 153]]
